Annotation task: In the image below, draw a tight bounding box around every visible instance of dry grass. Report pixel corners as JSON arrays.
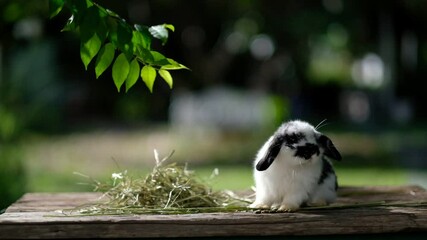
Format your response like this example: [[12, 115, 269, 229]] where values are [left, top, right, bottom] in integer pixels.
[[67, 150, 251, 215]]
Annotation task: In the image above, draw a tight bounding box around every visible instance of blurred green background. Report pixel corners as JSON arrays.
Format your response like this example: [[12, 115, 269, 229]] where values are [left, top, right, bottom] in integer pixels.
[[1, 0, 427, 211]]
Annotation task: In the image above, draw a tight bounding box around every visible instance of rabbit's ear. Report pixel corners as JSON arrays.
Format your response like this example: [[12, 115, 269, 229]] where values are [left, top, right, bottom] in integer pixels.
[[318, 135, 342, 161], [256, 136, 284, 171]]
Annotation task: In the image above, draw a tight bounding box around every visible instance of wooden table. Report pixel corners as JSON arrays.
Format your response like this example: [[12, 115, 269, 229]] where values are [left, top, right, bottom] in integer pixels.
[[1, 186, 426, 239]]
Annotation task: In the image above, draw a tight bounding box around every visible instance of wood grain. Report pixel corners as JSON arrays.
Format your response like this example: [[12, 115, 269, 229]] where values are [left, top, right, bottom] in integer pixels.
[[0, 186, 426, 239]]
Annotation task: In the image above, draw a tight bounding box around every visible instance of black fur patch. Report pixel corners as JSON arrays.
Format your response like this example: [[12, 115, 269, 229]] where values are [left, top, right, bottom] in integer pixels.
[[317, 135, 342, 161], [318, 158, 338, 190], [294, 143, 320, 160], [284, 133, 305, 145], [255, 135, 285, 171]]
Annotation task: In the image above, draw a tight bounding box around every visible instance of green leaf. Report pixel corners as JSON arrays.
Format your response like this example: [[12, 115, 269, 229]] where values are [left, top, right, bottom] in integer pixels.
[[107, 18, 119, 44], [125, 59, 140, 92], [160, 64, 188, 70], [163, 24, 175, 32], [96, 16, 109, 43], [141, 65, 156, 93], [159, 69, 173, 89], [80, 6, 100, 42], [135, 47, 154, 64], [49, 0, 64, 18], [150, 51, 166, 61], [71, 0, 93, 14], [106, 9, 120, 18], [77, 5, 109, 70], [132, 30, 150, 51], [161, 58, 189, 70], [134, 24, 152, 49], [80, 33, 102, 69], [95, 43, 115, 78], [116, 23, 133, 59], [149, 25, 169, 45], [149, 51, 170, 65], [112, 53, 130, 92]]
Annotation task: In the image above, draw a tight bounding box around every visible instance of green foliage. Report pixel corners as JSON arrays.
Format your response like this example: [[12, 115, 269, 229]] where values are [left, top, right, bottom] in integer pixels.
[[49, 0, 64, 18], [141, 65, 157, 93], [112, 53, 129, 91], [95, 43, 115, 78], [125, 59, 141, 92], [159, 69, 173, 89], [0, 106, 19, 142], [0, 145, 26, 211], [49, 0, 188, 92]]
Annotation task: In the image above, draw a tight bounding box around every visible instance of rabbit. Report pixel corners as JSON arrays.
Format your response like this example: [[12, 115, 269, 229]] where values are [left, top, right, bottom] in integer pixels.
[[250, 120, 342, 212]]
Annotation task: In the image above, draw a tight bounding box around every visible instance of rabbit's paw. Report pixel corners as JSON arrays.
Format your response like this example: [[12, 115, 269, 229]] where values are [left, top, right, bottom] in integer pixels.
[[277, 203, 300, 212], [249, 202, 270, 209]]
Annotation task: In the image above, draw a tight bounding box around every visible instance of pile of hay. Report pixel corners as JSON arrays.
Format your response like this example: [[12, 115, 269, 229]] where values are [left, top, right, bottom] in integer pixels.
[[73, 150, 249, 215]]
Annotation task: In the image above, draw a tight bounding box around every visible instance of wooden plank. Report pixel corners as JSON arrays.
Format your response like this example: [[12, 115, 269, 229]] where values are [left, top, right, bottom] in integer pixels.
[[5, 192, 103, 213], [0, 186, 426, 239]]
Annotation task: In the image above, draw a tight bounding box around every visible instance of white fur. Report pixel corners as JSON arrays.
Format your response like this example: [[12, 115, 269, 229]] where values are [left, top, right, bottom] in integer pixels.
[[250, 120, 337, 211]]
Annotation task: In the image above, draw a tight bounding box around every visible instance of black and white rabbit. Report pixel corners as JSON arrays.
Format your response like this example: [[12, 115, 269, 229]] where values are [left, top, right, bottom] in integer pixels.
[[250, 120, 342, 212]]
